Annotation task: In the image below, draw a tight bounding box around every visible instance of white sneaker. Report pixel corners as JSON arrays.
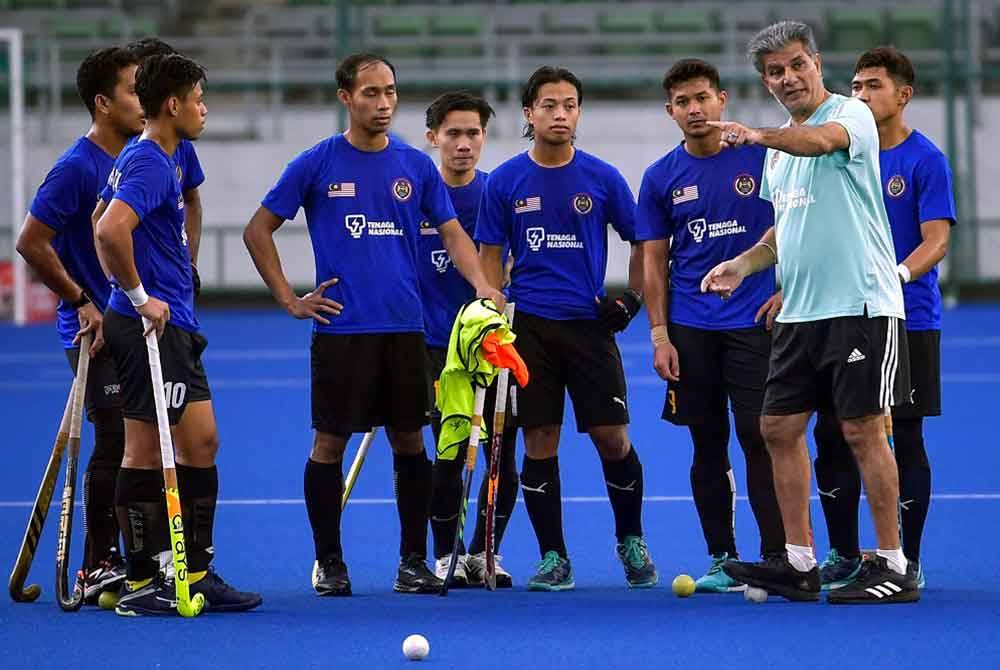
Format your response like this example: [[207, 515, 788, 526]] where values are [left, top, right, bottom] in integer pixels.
[[434, 554, 469, 587], [466, 551, 513, 588]]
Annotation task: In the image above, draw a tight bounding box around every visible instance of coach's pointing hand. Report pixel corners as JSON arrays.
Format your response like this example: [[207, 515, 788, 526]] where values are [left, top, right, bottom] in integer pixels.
[[706, 121, 762, 149], [289, 277, 344, 325]]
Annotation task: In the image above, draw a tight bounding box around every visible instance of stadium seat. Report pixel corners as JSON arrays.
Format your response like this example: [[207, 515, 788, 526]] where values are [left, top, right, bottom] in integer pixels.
[[52, 18, 101, 39], [14, 0, 66, 7], [890, 7, 940, 50], [598, 12, 650, 35], [542, 10, 593, 34], [652, 9, 721, 55], [373, 15, 426, 37], [827, 8, 885, 53], [429, 15, 482, 37]]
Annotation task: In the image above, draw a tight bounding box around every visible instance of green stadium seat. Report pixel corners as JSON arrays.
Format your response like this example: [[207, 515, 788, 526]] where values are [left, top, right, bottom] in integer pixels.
[[14, 0, 66, 8], [890, 8, 940, 50], [652, 9, 721, 55], [52, 19, 101, 39], [542, 11, 592, 35], [827, 8, 885, 53], [598, 12, 650, 35], [102, 16, 157, 38], [373, 15, 426, 37], [429, 15, 482, 37]]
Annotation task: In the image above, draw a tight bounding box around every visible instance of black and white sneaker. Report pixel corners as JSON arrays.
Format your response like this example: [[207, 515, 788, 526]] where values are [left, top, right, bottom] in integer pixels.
[[190, 568, 263, 612], [723, 554, 821, 602], [312, 556, 352, 596], [827, 556, 919, 604], [393, 553, 443, 594], [115, 576, 178, 617], [82, 550, 126, 604]]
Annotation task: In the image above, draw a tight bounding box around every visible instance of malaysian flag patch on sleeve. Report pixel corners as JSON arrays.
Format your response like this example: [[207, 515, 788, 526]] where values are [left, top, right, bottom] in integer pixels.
[[514, 196, 542, 214], [672, 185, 699, 205], [328, 182, 356, 198]]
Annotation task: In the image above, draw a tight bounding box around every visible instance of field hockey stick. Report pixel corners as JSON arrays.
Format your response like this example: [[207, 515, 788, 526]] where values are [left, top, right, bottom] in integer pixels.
[[439, 384, 487, 597], [484, 302, 515, 591], [55, 334, 91, 611], [144, 319, 205, 617], [341, 429, 377, 510], [8, 380, 76, 602]]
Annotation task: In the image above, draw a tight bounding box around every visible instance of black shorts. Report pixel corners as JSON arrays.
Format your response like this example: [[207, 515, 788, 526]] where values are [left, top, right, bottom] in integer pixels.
[[509, 310, 628, 433], [894, 329, 941, 419], [103, 309, 211, 426], [65, 346, 123, 421], [311, 331, 429, 435], [764, 313, 910, 420], [662, 323, 770, 425]]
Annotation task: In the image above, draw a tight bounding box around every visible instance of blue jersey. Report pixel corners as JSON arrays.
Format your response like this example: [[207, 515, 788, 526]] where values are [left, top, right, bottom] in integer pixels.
[[99, 137, 204, 202], [475, 150, 636, 321], [262, 134, 457, 335], [418, 170, 486, 349], [636, 144, 776, 330], [106, 139, 198, 332], [880, 130, 957, 330], [29, 137, 115, 349]]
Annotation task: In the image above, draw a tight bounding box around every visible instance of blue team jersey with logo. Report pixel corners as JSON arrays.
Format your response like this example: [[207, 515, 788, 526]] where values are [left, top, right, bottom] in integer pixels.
[[106, 139, 198, 332], [29, 137, 115, 348], [418, 170, 486, 349], [879, 130, 957, 330], [635, 144, 776, 330], [475, 150, 636, 321], [262, 134, 457, 335], [99, 137, 204, 202]]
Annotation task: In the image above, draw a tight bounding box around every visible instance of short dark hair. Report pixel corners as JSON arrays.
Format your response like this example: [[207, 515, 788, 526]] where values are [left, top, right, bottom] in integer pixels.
[[76, 47, 137, 119], [425, 91, 495, 131], [520, 66, 583, 139], [135, 54, 206, 118], [125, 37, 177, 62], [662, 59, 722, 100], [854, 47, 915, 87], [336, 53, 396, 92]]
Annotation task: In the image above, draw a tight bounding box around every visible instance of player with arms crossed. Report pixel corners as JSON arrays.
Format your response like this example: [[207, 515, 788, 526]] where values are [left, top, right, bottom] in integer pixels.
[[96, 54, 261, 615], [702, 21, 919, 603], [421, 91, 518, 588], [637, 59, 786, 593], [16, 47, 144, 602], [806, 47, 955, 591], [477, 66, 657, 591], [244, 54, 503, 596]]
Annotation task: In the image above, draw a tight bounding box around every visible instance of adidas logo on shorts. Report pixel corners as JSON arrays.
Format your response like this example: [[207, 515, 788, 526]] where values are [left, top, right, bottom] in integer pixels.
[[847, 348, 866, 363]]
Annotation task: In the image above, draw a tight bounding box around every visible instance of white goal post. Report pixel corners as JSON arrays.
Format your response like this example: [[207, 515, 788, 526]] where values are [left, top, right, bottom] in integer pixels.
[[1, 28, 25, 325]]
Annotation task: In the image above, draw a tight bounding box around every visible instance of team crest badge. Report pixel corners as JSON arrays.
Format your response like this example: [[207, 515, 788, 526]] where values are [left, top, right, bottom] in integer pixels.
[[392, 178, 413, 202], [887, 175, 906, 198], [733, 174, 756, 197], [572, 193, 593, 215]]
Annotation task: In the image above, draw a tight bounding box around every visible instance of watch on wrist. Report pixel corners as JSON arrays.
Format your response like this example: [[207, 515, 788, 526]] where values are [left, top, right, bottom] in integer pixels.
[[70, 292, 91, 310]]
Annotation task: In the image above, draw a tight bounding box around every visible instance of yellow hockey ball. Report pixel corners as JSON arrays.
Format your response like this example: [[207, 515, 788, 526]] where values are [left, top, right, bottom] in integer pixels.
[[672, 574, 696, 597]]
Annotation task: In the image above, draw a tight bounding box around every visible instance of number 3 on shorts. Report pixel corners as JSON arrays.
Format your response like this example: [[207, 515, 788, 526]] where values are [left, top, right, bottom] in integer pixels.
[[163, 381, 188, 409]]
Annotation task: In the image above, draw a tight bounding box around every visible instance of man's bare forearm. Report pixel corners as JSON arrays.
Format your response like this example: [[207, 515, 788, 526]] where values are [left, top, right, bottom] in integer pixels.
[[754, 123, 848, 157], [184, 188, 202, 265], [16, 218, 85, 302], [642, 239, 669, 329], [243, 210, 296, 309]]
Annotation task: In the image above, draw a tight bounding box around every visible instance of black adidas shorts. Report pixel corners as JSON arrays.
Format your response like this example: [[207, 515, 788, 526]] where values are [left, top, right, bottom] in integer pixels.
[[763, 313, 910, 420], [662, 322, 770, 425], [509, 310, 629, 433], [311, 331, 429, 435], [65, 346, 123, 421], [893, 329, 941, 419], [103, 309, 211, 426]]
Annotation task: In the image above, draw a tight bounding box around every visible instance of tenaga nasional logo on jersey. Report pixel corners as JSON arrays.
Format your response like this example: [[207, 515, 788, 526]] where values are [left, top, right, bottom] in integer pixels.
[[526, 226, 546, 251], [572, 193, 593, 215], [431, 249, 451, 273], [687, 218, 707, 243], [392, 178, 413, 202], [733, 174, 756, 197], [345, 214, 367, 238], [887, 175, 906, 198], [345, 213, 403, 239]]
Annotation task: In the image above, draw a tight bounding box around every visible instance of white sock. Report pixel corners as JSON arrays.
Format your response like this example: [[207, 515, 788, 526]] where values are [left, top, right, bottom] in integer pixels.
[[877, 548, 907, 575], [786, 544, 816, 572]]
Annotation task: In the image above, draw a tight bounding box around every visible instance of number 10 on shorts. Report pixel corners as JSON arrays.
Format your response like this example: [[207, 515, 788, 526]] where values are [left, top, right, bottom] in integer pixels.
[[163, 382, 187, 409]]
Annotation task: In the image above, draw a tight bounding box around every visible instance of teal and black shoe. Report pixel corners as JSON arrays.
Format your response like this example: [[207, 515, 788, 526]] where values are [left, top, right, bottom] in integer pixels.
[[695, 552, 746, 593], [527, 551, 575, 592], [819, 548, 863, 591], [616, 535, 658, 589]]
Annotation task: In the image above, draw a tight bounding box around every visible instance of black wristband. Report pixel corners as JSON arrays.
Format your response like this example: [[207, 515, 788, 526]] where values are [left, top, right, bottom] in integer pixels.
[[69, 292, 91, 310]]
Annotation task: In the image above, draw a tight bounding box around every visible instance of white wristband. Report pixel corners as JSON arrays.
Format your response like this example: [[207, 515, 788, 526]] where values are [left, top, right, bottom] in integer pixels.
[[897, 263, 911, 284], [124, 283, 149, 307]]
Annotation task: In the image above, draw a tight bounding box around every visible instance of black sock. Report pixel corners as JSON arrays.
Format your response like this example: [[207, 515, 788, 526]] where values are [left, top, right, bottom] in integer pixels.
[[520, 455, 566, 558], [115, 467, 168, 581], [430, 449, 465, 559], [813, 413, 862, 559], [469, 427, 519, 555], [689, 420, 737, 557], [734, 412, 786, 556], [894, 417, 930, 562], [394, 451, 432, 559], [601, 445, 644, 541], [83, 408, 125, 568], [304, 458, 344, 563], [175, 464, 218, 573]]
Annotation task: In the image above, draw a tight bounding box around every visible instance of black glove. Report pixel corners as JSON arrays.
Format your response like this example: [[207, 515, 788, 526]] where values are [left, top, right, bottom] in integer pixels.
[[597, 288, 642, 333], [191, 262, 201, 299]]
